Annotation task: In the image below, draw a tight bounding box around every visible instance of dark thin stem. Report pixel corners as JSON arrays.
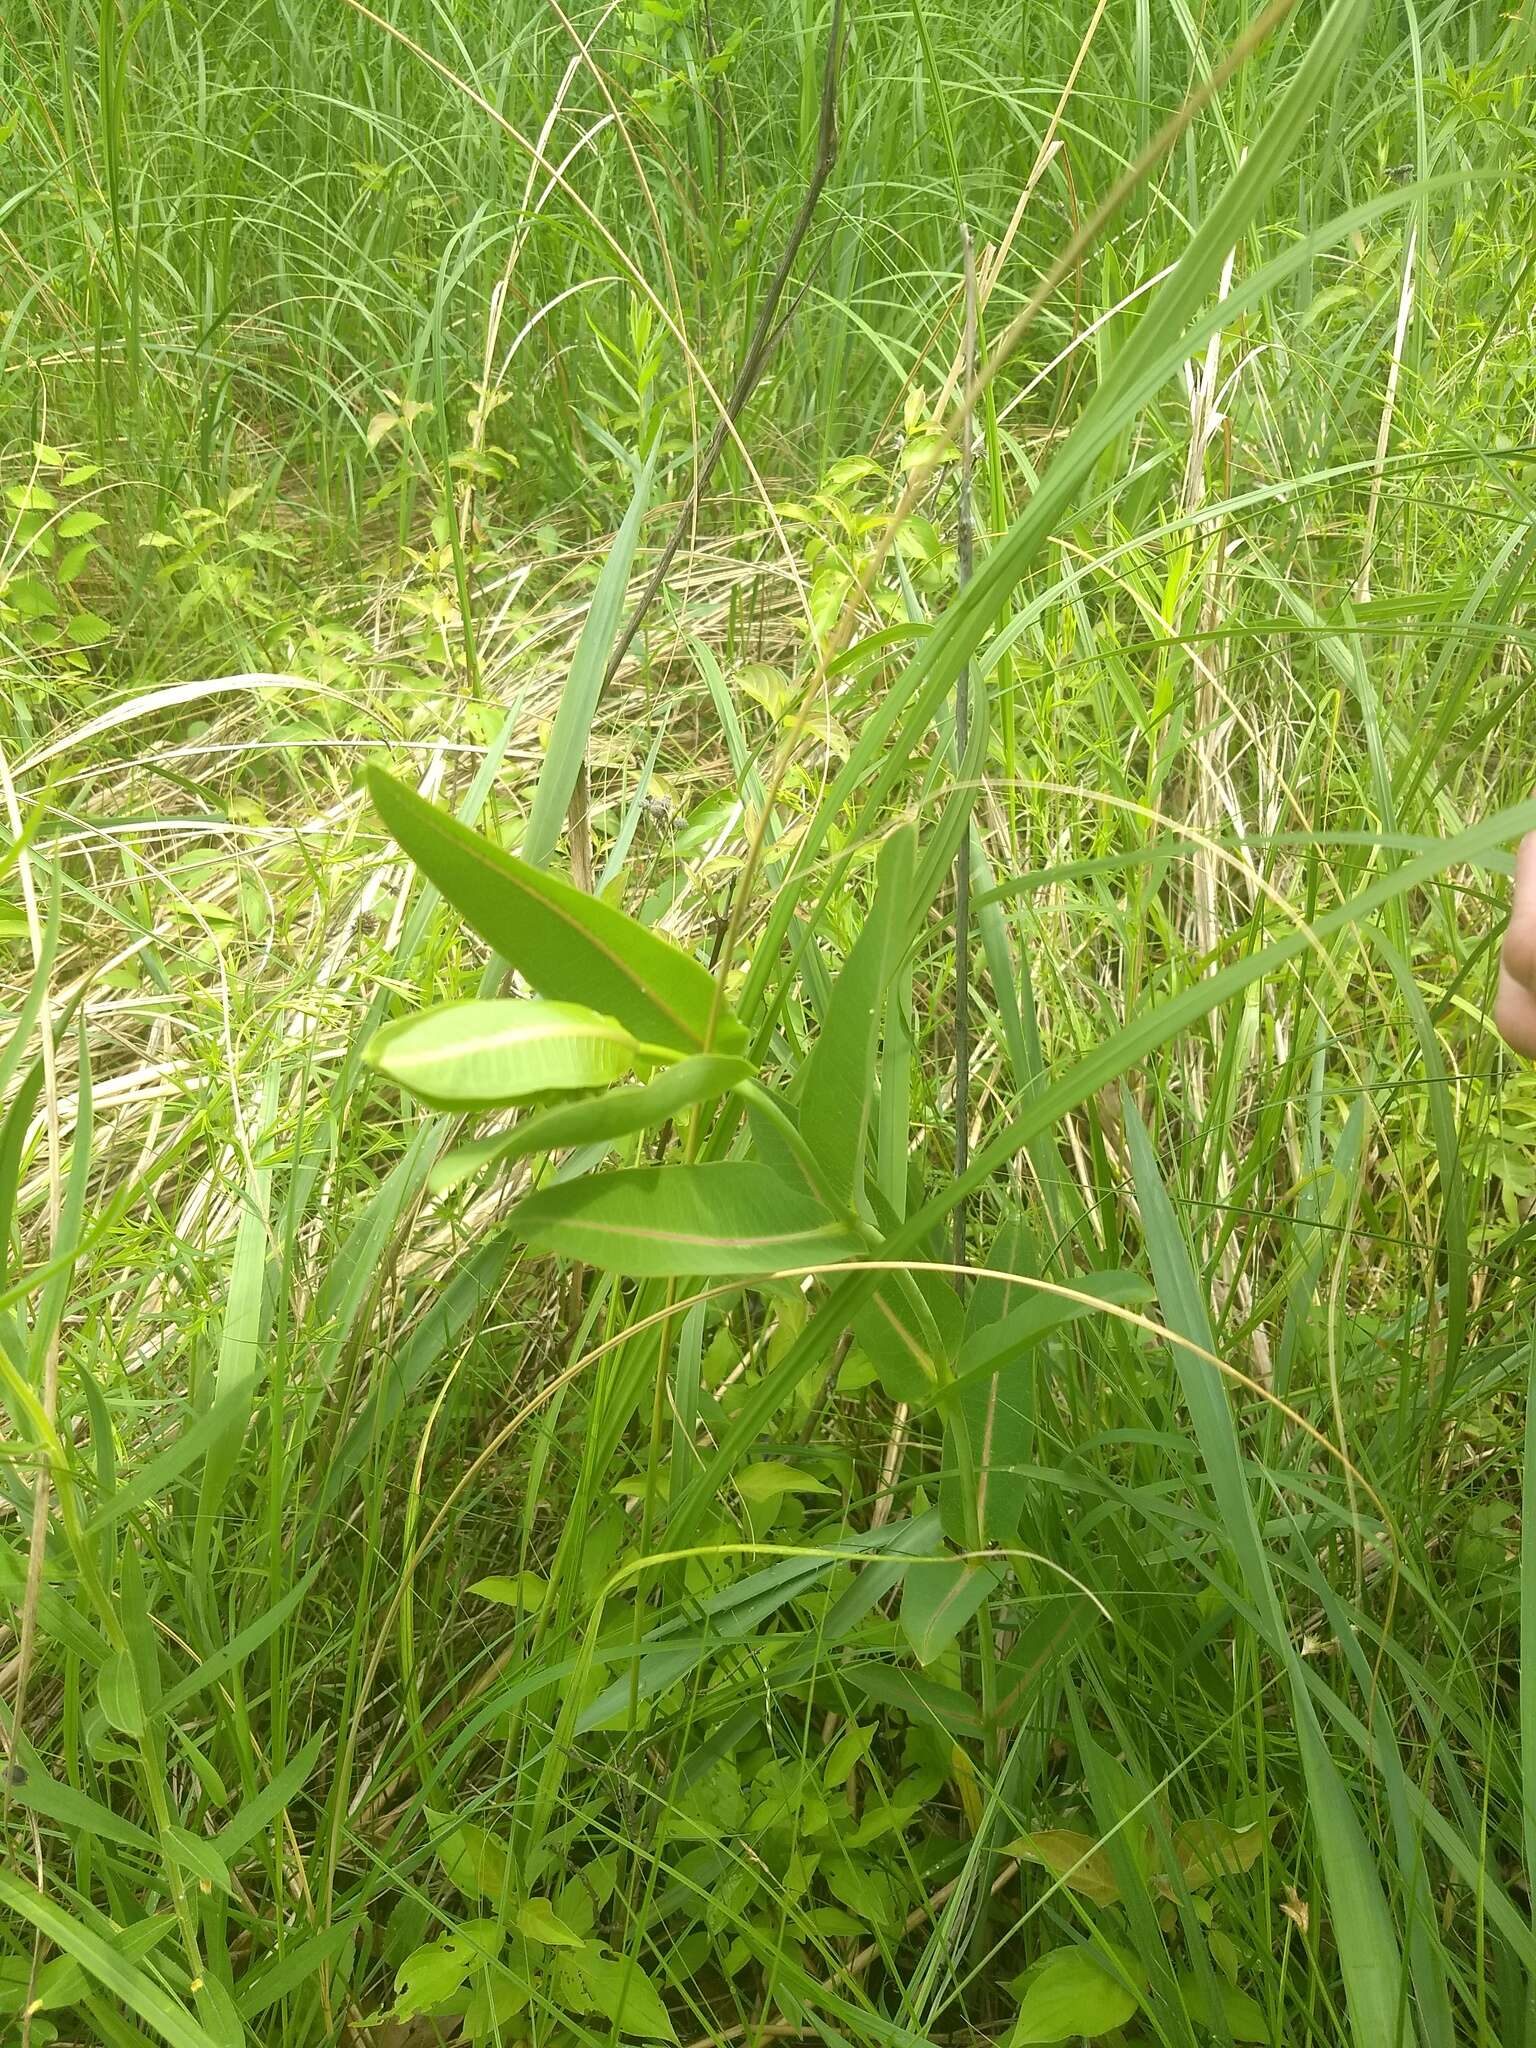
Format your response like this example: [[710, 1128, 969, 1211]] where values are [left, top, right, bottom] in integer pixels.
[[951, 225, 977, 1281], [604, 0, 845, 699]]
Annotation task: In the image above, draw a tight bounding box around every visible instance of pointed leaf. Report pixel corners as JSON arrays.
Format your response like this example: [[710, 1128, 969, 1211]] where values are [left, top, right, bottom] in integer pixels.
[[514, 1897, 585, 1948], [0, 1870, 220, 2048], [367, 998, 640, 1109], [513, 1162, 861, 1278], [430, 1053, 752, 1191], [523, 448, 656, 868], [369, 769, 743, 1055]]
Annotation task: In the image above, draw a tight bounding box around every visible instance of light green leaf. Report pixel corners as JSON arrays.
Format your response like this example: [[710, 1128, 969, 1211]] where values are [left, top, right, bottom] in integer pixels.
[[367, 998, 640, 1110], [64, 611, 111, 645], [470, 1572, 546, 1612], [798, 826, 916, 1207], [429, 1053, 752, 1192], [734, 1461, 835, 1506], [1170, 1814, 1272, 1890], [1009, 1944, 1143, 2044], [1010, 1829, 1123, 1907], [427, 1809, 513, 1903], [97, 1650, 144, 1736], [513, 1162, 862, 1278], [57, 509, 106, 538], [523, 448, 656, 868], [900, 1551, 1002, 1665], [514, 1897, 584, 1947], [556, 1942, 676, 2041], [161, 1826, 231, 1895], [369, 768, 744, 1056]]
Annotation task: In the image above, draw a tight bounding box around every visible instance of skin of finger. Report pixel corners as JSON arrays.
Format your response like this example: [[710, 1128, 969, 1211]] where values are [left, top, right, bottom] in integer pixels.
[[1495, 963, 1536, 1058], [1504, 832, 1536, 988]]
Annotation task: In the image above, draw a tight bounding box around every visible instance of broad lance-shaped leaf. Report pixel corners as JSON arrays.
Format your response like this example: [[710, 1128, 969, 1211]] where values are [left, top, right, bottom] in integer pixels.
[[430, 1052, 754, 1193], [366, 997, 640, 1110], [513, 1162, 861, 1278], [369, 768, 745, 1057]]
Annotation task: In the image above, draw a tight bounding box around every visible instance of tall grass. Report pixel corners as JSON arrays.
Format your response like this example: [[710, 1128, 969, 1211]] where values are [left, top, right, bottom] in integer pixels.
[[3, 1, 1536, 2045]]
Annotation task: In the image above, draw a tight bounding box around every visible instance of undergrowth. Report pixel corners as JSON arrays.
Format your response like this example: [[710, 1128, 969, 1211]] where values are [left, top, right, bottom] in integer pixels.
[[3, 1, 1536, 2045]]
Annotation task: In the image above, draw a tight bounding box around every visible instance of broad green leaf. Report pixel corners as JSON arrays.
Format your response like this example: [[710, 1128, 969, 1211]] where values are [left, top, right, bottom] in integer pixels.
[[429, 1053, 752, 1192], [798, 826, 916, 1206], [367, 998, 640, 1109], [900, 1551, 1002, 1665], [734, 1461, 835, 1506], [97, 1650, 144, 1736], [1009, 1944, 1143, 2044], [514, 1897, 584, 1948], [513, 1162, 861, 1278], [1010, 1830, 1123, 1907], [427, 1809, 513, 1904], [369, 769, 743, 1056], [0, 1870, 220, 2048], [556, 1942, 676, 2041], [394, 1925, 502, 2020]]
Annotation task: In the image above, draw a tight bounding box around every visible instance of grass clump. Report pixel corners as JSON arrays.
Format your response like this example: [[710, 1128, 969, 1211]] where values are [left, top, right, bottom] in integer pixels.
[[3, 2, 1536, 2046]]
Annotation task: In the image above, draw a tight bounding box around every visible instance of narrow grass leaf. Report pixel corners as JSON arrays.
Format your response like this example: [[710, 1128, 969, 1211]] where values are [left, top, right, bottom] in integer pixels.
[[522, 447, 656, 869], [0, 1870, 220, 2048]]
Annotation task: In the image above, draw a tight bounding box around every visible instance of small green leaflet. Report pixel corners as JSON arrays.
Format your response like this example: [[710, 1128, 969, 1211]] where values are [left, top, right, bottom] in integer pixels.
[[369, 769, 745, 1056], [513, 1162, 862, 1278], [367, 998, 640, 1109]]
